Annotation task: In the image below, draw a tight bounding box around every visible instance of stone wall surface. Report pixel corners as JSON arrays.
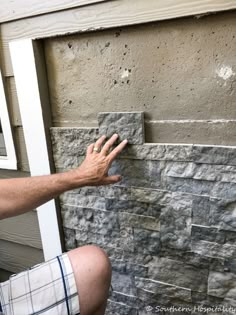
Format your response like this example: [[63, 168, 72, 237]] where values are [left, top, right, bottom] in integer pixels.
[[51, 112, 236, 315]]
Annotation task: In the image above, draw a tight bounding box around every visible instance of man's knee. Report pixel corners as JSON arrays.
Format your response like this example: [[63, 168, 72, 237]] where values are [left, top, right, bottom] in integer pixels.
[[68, 245, 111, 282], [67, 245, 111, 314]]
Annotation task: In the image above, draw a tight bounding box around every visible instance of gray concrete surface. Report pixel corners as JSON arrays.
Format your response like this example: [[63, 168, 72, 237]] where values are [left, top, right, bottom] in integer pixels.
[[44, 10, 236, 145]]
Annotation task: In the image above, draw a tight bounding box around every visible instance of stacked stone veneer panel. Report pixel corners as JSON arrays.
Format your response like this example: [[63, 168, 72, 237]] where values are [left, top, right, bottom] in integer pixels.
[[51, 112, 236, 315]]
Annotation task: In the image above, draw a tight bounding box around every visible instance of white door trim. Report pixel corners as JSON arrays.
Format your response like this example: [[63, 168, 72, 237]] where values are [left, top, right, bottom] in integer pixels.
[[10, 39, 62, 260]]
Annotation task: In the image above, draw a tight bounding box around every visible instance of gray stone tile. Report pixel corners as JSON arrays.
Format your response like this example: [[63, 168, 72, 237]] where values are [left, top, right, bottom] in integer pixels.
[[111, 271, 137, 295], [109, 291, 138, 308], [209, 198, 236, 232], [120, 144, 193, 162], [211, 182, 236, 199], [109, 159, 164, 189], [192, 195, 211, 226], [106, 300, 138, 315], [61, 194, 106, 210], [98, 112, 145, 144], [105, 198, 162, 217], [119, 212, 160, 231], [191, 240, 236, 259], [193, 145, 236, 166], [63, 227, 76, 250], [147, 257, 208, 292], [133, 229, 161, 255], [208, 271, 236, 300], [111, 260, 148, 278], [224, 260, 236, 274], [135, 277, 192, 303], [191, 225, 225, 244], [164, 176, 214, 195], [51, 127, 99, 158], [160, 198, 192, 250]]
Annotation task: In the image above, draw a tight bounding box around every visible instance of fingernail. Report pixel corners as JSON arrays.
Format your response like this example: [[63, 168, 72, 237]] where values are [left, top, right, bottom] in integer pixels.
[[123, 139, 128, 143]]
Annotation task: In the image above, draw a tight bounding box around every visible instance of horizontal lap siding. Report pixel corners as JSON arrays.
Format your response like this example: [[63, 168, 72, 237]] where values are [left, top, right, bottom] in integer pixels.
[[0, 211, 42, 249], [0, 240, 44, 273], [0, 0, 107, 23], [0, 268, 12, 282], [0, 171, 43, 274]]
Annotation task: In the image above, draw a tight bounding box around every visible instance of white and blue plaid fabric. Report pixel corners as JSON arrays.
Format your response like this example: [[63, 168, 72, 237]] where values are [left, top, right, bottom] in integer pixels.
[[0, 253, 80, 315]]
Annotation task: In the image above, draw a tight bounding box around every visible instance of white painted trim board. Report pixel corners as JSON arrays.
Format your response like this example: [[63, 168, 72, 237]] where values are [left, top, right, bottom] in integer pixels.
[[9, 39, 62, 260]]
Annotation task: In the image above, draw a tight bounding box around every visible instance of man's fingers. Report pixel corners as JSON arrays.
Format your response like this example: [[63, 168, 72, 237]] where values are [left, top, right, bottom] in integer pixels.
[[93, 135, 106, 153], [87, 143, 95, 154], [108, 139, 128, 161], [101, 134, 119, 155]]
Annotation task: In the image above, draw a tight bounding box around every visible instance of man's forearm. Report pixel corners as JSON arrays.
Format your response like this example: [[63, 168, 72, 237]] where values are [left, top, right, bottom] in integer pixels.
[[0, 134, 127, 220], [0, 171, 82, 220]]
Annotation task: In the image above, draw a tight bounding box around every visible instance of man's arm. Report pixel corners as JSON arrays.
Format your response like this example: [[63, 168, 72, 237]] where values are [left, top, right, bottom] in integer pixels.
[[0, 134, 127, 220]]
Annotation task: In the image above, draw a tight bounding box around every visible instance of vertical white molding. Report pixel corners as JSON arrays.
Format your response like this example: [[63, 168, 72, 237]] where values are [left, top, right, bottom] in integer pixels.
[[0, 68, 17, 169], [10, 39, 62, 260]]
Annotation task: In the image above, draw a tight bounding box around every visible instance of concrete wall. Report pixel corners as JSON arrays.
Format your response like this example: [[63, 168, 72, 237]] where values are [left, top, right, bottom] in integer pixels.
[[51, 112, 236, 314], [44, 10, 236, 145]]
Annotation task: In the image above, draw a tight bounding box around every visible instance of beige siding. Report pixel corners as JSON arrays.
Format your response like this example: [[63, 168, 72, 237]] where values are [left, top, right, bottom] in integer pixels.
[[0, 171, 43, 274], [0, 211, 42, 249], [0, 268, 12, 282], [0, 0, 107, 23], [0, 240, 44, 273]]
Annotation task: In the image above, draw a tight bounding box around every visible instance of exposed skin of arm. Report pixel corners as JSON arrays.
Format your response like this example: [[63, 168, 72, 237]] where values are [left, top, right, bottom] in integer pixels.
[[0, 134, 127, 220]]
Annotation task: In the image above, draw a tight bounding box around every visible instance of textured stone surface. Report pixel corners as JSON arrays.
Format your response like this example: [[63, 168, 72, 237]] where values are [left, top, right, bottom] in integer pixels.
[[193, 145, 236, 166], [51, 127, 98, 169], [160, 197, 192, 250], [105, 198, 162, 216], [192, 195, 211, 226], [191, 225, 225, 244], [106, 300, 138, 315], [164, 162, 236, 183], [209, 198, 236, 232], [98, 112, 145, 144], [147, 257, 208, 292], [191, 240, 236, 259], [50, 120, 236, 313], [112, 271, 136, 295], [119, 212, 160, 231], [120, 144, 193, 162], [63, 227, 76, 250], [208, 271, 236, 300], [133, 229, 160, 255], [109, 159, 163, 189], [135, 277, 192, 302]]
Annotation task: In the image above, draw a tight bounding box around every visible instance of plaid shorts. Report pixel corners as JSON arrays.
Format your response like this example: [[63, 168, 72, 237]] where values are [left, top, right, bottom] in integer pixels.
[[0, 253, 80, 315]]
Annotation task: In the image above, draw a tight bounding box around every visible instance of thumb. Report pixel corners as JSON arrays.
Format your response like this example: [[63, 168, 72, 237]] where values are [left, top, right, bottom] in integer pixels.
[[103, 175, 122, 185]]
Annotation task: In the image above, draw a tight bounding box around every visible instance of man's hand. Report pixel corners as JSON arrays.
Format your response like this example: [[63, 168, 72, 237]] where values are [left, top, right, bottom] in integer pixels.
[[73, 134, 128, 186], [0, 134, 127, 219]]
